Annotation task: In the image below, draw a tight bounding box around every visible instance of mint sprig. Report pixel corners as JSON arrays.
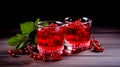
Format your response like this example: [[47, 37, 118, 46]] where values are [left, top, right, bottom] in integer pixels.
[[8, 18, 49, 50]]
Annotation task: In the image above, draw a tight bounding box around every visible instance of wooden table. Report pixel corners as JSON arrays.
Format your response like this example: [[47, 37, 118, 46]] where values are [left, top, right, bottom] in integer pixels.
[[0, 27, 120, 67]]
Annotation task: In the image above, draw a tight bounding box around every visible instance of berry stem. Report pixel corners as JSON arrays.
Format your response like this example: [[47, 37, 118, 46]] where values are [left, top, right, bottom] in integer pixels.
[[91, 35, 95, 40], [26, 45, 34, 54]]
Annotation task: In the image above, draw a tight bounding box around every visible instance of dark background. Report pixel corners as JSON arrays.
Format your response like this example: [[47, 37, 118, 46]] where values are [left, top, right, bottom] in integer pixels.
[[0, 14, 120, 30], [0, 1, 120, 34], [0, 14, 120, 38]]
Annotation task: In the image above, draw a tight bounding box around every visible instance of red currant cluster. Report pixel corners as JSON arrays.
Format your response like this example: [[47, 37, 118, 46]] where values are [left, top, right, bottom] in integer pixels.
[[8, 45, 63, 61], [89, 35, 104, 52], [8, 45, 36, 57], [62, 38, 104, 56], [29, 52, 62, 61], [8, 50, 17, 57]]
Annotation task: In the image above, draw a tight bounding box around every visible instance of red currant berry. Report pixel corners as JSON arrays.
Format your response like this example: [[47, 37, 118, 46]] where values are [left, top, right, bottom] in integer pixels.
[[99, 47, 104, 52], [30, 46, 34, 50], [33, 52, 39, 56], [88, 45, 93, 49], [95, 39, 99, 43], [42, 56, 47, 61], [12, 53, 16, 57], [96, 43, 101, 47], [18, 49, 23, 54], [37, 55, 42, 60], [29, 53, 33, 58], [8, 50, 14, 55], [25, 50, 30, 54], [24, 47, 27, 50], [93, 46, 100, 52], [33, 55, 38, 60]]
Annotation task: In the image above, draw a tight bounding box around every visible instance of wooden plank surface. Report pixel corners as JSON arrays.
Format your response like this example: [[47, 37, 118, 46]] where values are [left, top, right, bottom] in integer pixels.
[[0, 27, 120, 67]]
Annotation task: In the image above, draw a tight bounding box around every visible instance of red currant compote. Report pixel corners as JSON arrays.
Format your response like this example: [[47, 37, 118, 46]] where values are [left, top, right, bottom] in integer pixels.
[[37, 23, 64, 61], [65, 17, 92, 51]]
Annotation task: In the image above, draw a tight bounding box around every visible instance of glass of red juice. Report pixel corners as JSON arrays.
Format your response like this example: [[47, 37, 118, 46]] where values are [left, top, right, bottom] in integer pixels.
[[37, 23, 64, 61], [65, 17, 92, 51]]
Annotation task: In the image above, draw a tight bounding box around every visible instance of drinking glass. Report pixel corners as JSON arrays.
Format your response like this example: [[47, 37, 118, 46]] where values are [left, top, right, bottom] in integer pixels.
[[64, 17, 92, 51], [37, 23, 64, 61]]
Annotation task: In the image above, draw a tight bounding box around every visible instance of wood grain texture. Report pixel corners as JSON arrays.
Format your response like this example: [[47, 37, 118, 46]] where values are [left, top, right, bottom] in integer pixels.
[[0, 27, 120, 67]]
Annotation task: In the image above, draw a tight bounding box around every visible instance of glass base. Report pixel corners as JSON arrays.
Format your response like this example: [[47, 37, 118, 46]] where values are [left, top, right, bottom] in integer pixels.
[[37, 45, 64, 55], [65, 40, 90, 51], [37, 45, 64, 61]]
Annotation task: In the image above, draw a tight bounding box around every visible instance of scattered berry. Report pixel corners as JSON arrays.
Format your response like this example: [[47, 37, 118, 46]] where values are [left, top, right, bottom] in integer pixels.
[[29, 53, 33, 58], [8, 50, 14, 55]]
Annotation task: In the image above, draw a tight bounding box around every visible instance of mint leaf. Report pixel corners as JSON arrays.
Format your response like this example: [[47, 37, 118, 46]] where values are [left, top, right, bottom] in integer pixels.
[[8, 34, 25, 46], [16, 41, 26, 50], [8, 36, 19, 46], [41, 21, 49, 26], [35, 18, 40, 25], [16, 34, 24, 41], [20, 22, 35, 35]]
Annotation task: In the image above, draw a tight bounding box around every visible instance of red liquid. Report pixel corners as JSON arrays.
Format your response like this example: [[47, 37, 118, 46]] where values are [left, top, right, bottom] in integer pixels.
[[37, 26, 64, 60], [65, 20, 91, 51]]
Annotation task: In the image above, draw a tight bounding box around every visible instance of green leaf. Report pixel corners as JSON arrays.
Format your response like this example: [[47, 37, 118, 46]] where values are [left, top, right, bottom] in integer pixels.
[[41, 21, 49, 26], [35, 18, 40, 24], [16, 41, 26, 50], [16, 34, 24, 41], [8, 34, 25, 46], [8, 36, 19, 46], [20, 22, 35, 35]]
